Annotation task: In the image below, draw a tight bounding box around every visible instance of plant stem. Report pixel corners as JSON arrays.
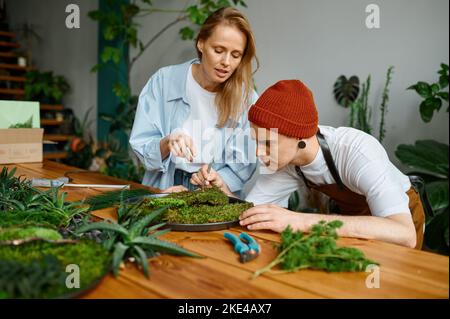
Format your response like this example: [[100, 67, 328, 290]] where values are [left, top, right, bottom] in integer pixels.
[[252, 258, 282, 279], [128, 15, 188, 80], [253, 235, 311, 278], [378, 66, 394, 144], [139, 8, 186, 14]]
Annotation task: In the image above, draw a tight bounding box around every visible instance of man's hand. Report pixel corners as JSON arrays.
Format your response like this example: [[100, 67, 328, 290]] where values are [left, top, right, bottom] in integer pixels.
[[239, 204, 301, 233]]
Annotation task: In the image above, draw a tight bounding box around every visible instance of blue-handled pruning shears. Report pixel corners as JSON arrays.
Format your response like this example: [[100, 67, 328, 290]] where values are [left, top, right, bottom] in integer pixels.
[[224, 232, 260, 263]]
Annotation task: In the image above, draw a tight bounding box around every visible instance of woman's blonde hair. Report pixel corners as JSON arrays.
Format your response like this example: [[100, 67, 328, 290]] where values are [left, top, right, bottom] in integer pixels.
[[196, 7, 259, 128]]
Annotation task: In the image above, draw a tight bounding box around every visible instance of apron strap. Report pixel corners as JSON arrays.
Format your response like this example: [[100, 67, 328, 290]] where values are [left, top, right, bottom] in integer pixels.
[[316, 130, 345, 190], [295, 130, 345, 191]]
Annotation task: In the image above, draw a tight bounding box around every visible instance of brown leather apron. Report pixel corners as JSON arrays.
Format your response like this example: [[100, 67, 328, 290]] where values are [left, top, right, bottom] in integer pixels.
[[295, 131, 425, 249]]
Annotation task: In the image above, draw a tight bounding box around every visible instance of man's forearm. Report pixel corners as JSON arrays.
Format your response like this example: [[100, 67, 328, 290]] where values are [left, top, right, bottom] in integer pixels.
[[294, 213, 417, 248]]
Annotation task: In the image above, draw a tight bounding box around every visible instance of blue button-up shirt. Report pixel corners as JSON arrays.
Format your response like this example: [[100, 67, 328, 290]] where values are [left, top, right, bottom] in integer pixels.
[[129, 59, 258, 193]]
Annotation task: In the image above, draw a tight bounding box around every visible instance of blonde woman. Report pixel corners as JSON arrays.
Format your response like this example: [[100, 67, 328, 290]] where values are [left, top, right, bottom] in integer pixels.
[[130, 7, 259, 195]]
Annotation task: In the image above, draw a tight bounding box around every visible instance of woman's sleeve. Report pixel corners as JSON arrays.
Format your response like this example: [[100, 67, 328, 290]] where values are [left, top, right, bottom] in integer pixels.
[[216, 90, 259, 193], [129, 69, 171, 173]]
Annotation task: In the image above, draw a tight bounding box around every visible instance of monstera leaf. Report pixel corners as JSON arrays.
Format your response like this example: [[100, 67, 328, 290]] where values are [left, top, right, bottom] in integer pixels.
[[396, 140, 449, 255], [333, 75, 360, 108], [395, 140, 449, 178]]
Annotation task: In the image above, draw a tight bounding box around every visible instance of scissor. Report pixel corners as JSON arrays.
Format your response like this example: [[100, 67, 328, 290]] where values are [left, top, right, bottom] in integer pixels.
[[224, 232, 260, 263]]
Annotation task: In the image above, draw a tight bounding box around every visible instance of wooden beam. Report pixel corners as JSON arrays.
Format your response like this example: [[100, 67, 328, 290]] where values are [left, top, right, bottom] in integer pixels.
[[0, 88, 25, 95], [0, 41, 20, 48], [0, 75, 26, 82], [40, 104, 64, 111], [0, 31, 16, 38]]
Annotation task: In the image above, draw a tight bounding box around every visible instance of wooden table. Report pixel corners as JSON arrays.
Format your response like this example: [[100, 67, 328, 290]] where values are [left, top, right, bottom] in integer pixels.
[[2, 161, 448, 299]]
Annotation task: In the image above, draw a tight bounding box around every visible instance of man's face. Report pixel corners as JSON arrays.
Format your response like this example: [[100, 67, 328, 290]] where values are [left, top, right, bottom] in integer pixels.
[[250, 124, 298, 172]]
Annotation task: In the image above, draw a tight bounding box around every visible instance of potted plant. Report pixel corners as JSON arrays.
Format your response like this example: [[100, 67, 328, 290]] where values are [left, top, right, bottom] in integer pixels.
[[24, 70, 70, 104], [396, 63, 449, 255]]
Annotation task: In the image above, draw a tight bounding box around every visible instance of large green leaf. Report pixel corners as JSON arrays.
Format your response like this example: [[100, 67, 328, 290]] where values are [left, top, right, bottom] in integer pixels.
[[132, 237, 201, 258], [112, 242, 129, 277], [426, 181, 449, 211], [420, 97, 442, 122], [395, 140, 449, 178], [408, 81, 431, 98], [132, 245, 149, 278], [128, 206, 168, 239], [333, 75, 360, 108], [425, 208, 449, 255]]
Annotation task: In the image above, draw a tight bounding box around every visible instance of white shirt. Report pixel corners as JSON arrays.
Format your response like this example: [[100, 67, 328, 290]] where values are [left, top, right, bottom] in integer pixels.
[[174, 64, 220, 173], [245, 125, 412, 218]]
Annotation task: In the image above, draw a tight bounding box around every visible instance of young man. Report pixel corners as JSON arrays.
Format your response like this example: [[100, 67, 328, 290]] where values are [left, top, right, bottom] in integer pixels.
[[192, 80, 425, 249]]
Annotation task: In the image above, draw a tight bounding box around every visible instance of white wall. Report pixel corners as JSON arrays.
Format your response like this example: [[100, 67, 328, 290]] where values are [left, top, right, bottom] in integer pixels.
[[130, 0, 449, 169], [6, 0, 98, 135], [6, 0, 448, 171]]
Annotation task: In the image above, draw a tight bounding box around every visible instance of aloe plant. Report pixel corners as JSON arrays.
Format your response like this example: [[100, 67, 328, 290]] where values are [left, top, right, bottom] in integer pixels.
[[0, 167, 89, 228], [75, 204, 201, 278]]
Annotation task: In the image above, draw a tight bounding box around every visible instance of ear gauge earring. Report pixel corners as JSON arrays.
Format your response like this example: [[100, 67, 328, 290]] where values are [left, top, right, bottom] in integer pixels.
[[298, 140, 306, 149]]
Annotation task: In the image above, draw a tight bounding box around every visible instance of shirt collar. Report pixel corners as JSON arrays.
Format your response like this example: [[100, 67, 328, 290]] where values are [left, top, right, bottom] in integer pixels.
[[167, 58, 200, 103]]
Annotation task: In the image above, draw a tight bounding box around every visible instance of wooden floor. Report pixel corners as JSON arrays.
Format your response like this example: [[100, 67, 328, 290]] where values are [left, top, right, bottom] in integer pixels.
[[2, 161, 449, 299]]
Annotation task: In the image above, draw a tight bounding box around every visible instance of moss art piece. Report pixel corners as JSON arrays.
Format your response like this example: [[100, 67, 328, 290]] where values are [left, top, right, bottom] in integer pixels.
[[141, 187, 253, 224], [167, 186, 229, 206], [0, 226, 63, 242], [165, 203, 253, 224], [0, 240, 111, 299]]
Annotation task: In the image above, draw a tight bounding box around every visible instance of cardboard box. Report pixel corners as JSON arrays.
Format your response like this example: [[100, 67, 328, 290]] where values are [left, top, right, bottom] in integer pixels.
[[0, 100, 43, 164], [0, 128, 44, 164]]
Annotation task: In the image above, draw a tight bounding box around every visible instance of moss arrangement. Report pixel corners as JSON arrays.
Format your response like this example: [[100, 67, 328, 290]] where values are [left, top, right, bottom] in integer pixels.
[[167, 186, 229, 206], [0, 240, 111, 299], [0, 167, 111, 299], [141, 187, 253, 224], [0, 167, 199, 295], [0, 226, 62, 242], [165, 203, 253, 224]]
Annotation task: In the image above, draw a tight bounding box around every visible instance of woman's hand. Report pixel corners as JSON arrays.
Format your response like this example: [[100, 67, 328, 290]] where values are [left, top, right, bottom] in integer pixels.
[[190, 164, 233, 196], [161, 185, 188, 193], [165, 130, 197, 162], [239, 204, 302, 233]]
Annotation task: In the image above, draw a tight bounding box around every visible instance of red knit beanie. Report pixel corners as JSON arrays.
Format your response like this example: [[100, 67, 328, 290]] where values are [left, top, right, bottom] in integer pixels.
[[248, 80, 319, 139]]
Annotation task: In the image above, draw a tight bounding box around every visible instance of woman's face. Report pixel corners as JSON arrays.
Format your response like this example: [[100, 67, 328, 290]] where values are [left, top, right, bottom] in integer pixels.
[[197, 23, 247, 86], [251, 124, 299, 172]]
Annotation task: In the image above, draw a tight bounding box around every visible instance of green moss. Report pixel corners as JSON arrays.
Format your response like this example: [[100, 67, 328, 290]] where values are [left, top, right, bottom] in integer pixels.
[[164, 203, 253, 224], [0, 255, 65, 299], [139, 187, 252, 224], [168, 186, 229, 206], [0, 227, 62, 242], [0, 210, 69, 228], [0, 240, 111, 299], [141, 197, 187, 210]]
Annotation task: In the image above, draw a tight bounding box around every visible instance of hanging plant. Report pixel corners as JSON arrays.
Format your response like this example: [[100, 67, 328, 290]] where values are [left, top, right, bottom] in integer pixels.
[[333, 75, 360, 108]]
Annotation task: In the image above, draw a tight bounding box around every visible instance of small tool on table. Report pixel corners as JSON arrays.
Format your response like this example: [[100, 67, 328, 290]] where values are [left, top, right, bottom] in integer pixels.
[[31, 177, 130, 189], [224, 232, 260, 263]]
